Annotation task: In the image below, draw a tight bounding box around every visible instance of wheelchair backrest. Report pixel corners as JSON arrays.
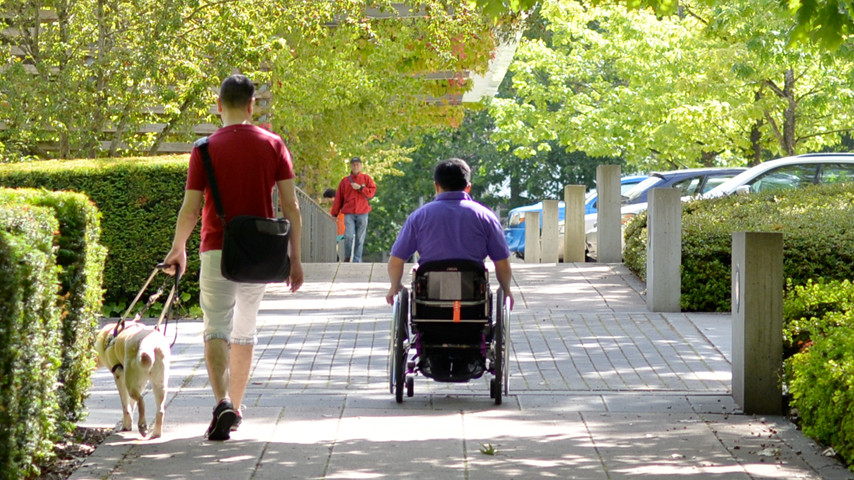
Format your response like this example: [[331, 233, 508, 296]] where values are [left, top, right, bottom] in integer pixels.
[[413, 260, 488, 301], [411, 260, 491, 322]]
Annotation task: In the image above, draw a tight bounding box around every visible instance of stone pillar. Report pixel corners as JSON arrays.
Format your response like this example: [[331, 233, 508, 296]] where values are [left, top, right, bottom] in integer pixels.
[[564, 185, 586, 262], [524, 211, 540, 263], [731, 232, 783, 415], [647, 188, 682, 312], [596, 165, 622, 263], [541, 200, 560, 264]]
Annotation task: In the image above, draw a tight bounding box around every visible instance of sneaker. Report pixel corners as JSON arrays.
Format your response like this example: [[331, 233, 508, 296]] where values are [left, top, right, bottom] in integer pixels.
[[230, 407, 244, 432], [205, 399, 237, 441]]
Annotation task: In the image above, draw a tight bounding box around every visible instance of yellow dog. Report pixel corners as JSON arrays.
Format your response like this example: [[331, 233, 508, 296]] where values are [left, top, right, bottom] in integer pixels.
[[94, 321, 170, 439]]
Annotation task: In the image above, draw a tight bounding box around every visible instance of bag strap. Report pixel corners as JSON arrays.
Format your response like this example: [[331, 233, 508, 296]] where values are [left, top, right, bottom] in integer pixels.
[[194, 137, 227, 226]]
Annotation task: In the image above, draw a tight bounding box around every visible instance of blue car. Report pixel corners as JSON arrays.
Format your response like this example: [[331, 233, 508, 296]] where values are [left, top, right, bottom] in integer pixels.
[[504, 175, 648, 258]]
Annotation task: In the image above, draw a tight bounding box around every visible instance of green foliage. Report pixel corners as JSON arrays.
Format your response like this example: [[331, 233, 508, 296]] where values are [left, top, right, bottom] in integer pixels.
[[0, 204, 62, 479], [364, 109, 517, 258], [0, 157, 198, 312], [270, 2, 496, 197], [785, 320, 854, 468], [783, 279, 854, 355], [624, 182, 854, 311], [0, 188, 107, 428], [474, 0, 852, 49], [3, 1, 499, 199], [488, 0, 854, 173], [1, 0, 273, 159]]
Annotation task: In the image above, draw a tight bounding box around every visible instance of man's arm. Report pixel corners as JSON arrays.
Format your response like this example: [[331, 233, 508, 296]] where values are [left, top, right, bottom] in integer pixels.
[[277, 178, 304, 292], [386, 255, 406, 305], [163, 189, 203, 277], [360, 174, 377, 199], [330, 180, 343, 217], [493, 258, 515, 310]]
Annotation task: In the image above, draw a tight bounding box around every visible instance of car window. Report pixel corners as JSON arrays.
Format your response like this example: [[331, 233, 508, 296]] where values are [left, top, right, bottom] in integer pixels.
[[748, 164, 818, 193], [820, 163, 854, 184], [670, 177, 703, 196], [620, 183, 639, 196], [703, 175, 735, 193], [624, 176, 663, 202]]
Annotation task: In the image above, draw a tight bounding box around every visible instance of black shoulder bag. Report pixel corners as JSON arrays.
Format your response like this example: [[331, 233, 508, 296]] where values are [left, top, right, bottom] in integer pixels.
[[195, 137, 291, 283]]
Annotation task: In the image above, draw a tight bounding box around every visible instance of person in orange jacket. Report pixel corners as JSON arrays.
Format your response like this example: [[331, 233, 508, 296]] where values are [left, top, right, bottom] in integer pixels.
[[330, 157, 376, 262]]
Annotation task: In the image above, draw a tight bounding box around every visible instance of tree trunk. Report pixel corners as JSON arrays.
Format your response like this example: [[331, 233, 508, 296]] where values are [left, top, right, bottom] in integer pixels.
[[782, 69, 797, 156], [749, 89, 764, 166]]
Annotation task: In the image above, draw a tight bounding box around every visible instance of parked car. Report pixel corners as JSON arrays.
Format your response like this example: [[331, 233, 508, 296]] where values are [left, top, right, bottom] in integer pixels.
[[585, 167, 747, 260], [504, 175, 648, 259], [701, 153, 854, 198]]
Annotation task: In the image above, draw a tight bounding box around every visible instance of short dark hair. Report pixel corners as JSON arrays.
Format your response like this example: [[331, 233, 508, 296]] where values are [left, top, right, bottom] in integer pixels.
[[433, 158, 471, 191], [219, 74, 255, 109], [323, 188, 336, 198]]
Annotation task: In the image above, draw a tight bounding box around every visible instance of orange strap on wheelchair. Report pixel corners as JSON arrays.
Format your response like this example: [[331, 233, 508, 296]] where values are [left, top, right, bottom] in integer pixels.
[[453, 301, 461, 322]]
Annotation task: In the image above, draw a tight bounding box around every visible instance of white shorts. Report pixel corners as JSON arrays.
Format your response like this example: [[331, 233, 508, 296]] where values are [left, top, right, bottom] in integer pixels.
[[199, 250, 267, 345]]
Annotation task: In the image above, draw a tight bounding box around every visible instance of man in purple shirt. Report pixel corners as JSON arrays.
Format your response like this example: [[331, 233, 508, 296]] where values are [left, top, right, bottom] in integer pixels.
[[386, 158, 514, 308]]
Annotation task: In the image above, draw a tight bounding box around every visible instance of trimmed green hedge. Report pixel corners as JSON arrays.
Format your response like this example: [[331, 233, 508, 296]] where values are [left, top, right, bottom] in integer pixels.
[[0, 204, 62, 479], [624, 182, 854, 312], [0, 188, 107, 426], [0, 157, 199, 313], [0, 188, 107, 479], [786, 317, 854, 468]]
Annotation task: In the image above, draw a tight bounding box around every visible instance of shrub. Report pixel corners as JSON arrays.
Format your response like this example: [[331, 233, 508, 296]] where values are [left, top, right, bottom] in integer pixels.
[[624, 182, 854, 312], [0, 205, 62, 479], [785, 318, 854, 468], [0, 157, 199, 313], [0, 188, 107, 427], [783, 278, 854, 356]]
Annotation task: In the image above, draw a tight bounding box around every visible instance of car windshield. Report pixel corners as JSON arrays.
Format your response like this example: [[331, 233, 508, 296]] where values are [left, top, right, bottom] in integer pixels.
[[623, 176, 663, 203]]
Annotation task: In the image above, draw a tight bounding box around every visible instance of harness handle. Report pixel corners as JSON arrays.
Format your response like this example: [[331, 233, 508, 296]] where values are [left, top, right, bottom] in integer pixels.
[[114, 264, 181, 347]]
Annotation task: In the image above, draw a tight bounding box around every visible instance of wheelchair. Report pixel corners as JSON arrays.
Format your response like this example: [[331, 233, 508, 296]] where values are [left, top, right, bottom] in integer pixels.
[[389, 260, 511, 405]]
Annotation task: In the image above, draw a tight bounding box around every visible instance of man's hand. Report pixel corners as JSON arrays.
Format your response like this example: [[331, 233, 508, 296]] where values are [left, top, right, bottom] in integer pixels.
[[386, 284, 403, 305], [162, 248, 187, 278], [350, 182, 362, 190], [287, 260, 304, 292]]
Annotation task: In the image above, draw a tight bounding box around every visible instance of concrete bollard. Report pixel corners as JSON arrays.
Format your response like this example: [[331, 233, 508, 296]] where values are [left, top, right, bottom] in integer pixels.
[[596, 165, 622, 263], [647, 188, 682, 312], [524, 211, 541, 263], [564, 185, 586, 262], [541, 200, 560, 264], [731, 232, 784, 415]]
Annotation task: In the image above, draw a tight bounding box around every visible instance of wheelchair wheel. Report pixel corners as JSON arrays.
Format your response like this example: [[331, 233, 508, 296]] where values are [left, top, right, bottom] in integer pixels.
[[389, 288, 409, 403], [501, 288, 511, 398], [493, 287, 506, 406]]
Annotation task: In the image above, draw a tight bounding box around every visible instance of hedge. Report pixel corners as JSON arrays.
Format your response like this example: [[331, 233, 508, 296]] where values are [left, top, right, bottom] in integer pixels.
[[0, 188, 107, 427], [0, 157, 199, 313], [0, 205, 62, 479], [624, 182, 854, 312], [785, 318, 854, 468]]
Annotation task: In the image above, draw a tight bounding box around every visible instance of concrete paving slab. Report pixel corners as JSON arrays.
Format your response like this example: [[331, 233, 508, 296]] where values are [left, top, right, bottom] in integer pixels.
[[70, 263, 853, 480]]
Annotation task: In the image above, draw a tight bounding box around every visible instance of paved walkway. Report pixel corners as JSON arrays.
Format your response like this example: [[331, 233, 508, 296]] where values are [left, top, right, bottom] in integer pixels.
[[72, 263, 852, 479]]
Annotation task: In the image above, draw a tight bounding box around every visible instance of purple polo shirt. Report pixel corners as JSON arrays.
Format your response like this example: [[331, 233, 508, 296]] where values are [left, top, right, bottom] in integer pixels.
[[390, 191, 510, 264]]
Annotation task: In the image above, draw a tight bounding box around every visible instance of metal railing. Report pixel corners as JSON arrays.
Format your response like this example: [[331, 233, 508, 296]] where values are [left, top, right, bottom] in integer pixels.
[[295, 186, 338, 263]]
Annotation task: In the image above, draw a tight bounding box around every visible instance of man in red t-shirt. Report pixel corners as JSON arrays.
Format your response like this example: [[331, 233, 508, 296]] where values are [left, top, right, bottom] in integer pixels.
[[163, 74, 303, 441], [330, 157, 376, 262]]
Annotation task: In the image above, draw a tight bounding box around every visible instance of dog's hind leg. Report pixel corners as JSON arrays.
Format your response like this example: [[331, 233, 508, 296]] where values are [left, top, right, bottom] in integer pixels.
[[126, 358, 149, 438], [112, 366, 134, 432], [149, 348, 169, 439]]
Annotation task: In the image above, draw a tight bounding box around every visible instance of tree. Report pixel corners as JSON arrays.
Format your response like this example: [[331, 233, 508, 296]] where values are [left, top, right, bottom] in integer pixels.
[[2, 1, 498, 198], [474, 0, 854, 49], [1, 0, 274, 158], [267, 1, 496, 196], [487, 1, 854, 173]]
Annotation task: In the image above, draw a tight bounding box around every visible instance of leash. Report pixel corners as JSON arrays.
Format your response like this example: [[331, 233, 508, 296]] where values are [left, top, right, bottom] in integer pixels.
[[114, 264, 181, 347]]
